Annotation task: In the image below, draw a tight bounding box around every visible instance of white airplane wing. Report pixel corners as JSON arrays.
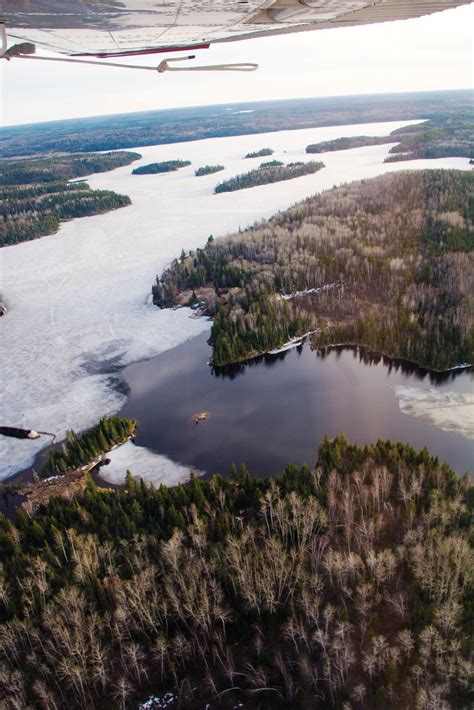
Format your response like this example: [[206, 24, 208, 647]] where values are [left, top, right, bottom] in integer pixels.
[[2, 1, 472, 58]]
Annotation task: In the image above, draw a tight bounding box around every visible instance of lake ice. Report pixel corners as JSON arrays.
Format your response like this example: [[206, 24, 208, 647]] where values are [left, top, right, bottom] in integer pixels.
[[1, 119, 472, 482]]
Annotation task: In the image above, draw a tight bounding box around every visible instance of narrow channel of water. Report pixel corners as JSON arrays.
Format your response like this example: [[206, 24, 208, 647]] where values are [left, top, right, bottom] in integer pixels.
[[118, 332, 473, 477]]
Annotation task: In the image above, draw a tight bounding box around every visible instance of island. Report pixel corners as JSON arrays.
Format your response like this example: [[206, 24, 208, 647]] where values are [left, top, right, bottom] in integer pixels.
[[1, 435, 471, 710], [0, 151, 141, 185], [132, 160, 191, 174], [244, 147, 274, 158], [195, 165, 225, 176], [154, 170, 473, 370], [1, 151, 137, 247], [259, 159, 284, 168], [214, 160, 324, 193], [1, 181, 131, 247]]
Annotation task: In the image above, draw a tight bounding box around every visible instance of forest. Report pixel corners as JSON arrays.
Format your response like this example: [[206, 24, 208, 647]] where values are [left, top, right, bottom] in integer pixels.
[[385, 112, 473, 161], [244, 148, 274, 158], [39, 416, 136, 478], [303, 112, 473, 162], [1, 181, 131, 247], [0, 436, 471, 709], [154, 170, 473, 369], [306, 136, 391, 153], [195, 165, 225, 176], [1, 150, 135, 246], [214, 161, 324, 193], [0, 151, 140, 185], [132, 161, 191, 175], [1, 90, 470, 158], [259, 160, 284, 168]]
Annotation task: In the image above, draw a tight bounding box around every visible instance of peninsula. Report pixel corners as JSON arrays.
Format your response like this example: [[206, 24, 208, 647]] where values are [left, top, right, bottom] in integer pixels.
[[154, 170, 473, 370]]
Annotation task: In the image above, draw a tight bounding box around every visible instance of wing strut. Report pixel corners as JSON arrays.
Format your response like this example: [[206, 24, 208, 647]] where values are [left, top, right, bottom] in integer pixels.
[[0, 24, 257, 74], [0, 427, 57, 443]]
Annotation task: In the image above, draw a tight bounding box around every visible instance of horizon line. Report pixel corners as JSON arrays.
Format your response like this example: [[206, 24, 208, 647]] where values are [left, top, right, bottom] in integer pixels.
[[1, 86, 472, 131]]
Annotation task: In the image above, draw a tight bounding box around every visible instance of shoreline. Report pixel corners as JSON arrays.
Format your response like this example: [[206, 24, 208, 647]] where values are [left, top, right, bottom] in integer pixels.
[[211, 330, 472, 374], [5, 334, 471, 488], [3, 329, 471, 490], [312, 342, 472, 375], [1, 436, 133, 514]]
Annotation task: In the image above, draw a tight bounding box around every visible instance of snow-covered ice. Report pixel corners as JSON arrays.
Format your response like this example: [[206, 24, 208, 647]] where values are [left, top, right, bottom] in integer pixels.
[[1, 118, 472, 483], [102, 440, 200, 487], [393, 386, 474, 440]]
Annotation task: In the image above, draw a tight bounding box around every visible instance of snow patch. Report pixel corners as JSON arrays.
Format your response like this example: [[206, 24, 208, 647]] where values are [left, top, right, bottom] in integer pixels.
[[277, 282, 341, 301], [266, 330, 317, 355]]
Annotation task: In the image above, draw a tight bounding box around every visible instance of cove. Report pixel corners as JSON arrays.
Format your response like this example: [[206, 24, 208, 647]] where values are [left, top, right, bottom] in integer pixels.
[[117, 331, 473, 477]]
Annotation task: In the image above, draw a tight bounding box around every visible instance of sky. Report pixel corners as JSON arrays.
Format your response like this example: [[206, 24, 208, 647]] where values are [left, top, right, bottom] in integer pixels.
[[0, 4, 472, 126]]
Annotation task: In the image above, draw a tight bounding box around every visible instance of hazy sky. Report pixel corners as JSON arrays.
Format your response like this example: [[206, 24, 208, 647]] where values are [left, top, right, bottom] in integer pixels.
[[1, 5, 472, 126]]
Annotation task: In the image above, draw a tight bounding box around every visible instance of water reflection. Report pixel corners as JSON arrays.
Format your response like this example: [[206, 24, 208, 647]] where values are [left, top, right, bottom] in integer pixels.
[[213, 339, 468, 385], [315, 345, 465, 384], [118, 332, 472, 476], [212, 348, 290, 379]]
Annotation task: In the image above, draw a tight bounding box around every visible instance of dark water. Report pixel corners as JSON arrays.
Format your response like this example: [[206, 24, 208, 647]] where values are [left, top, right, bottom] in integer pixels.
[[119, 332, 473, 477]]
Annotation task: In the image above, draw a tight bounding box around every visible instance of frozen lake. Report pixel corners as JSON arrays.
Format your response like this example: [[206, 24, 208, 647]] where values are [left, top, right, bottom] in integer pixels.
[[1, 118, 472, 482]]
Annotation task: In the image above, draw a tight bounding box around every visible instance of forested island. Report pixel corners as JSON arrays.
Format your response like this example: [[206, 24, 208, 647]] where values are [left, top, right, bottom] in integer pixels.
[[0, 151, 140, 185], [245, 148, 274, 158], [259, 159, 284, 168], [1, 150, 136, 246], [154, 170, 473, 369], [132, 160, 191, 175], [195, 164, 224, 176], [214, 160, 324, 193], [0, 435, 471, 709], [1, 181, 131, 247], [306, 136, 392, 153]]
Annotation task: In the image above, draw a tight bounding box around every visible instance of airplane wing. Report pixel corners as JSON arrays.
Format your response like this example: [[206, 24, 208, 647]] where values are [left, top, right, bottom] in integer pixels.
[[2, 1, 472, 58]]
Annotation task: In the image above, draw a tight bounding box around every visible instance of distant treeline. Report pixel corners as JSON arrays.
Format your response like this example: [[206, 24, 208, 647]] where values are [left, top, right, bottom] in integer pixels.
[[215, 160, 324, 193], [245, 148, 274, 158], [132, 160, 191, 174], [0, 151, 140, 185], [195, 164, 224, 176], [0, 435, 471, 709], [2, 90, 471, 158], [155, 170, 473, 369], [40, 416, 136, 478]]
